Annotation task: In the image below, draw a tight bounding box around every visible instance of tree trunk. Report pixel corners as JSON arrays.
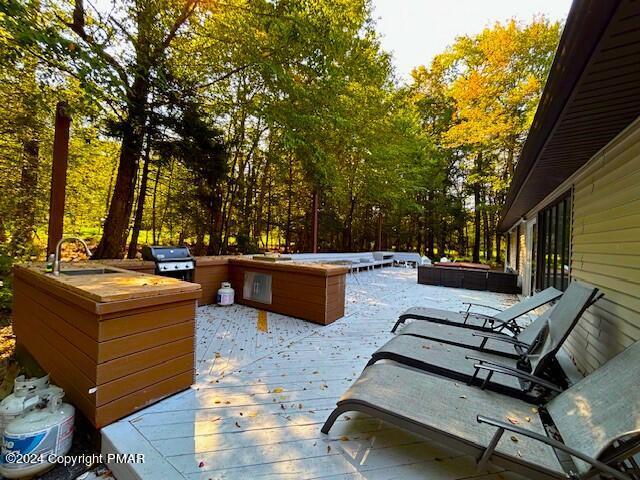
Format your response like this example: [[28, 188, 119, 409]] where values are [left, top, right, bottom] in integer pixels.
[[343, 193, 356, 252], [157, 159, 175, 244], [206, 196, 218, 255], [127, 139, 151, 259], [151, 164, 161, 245], [472, 152, 483, 263], [284, 158, 293, 253], [311, 189, 319, 253], [473, 197, 481, 263], [483, 208, 491, 261], [495, 231, 502, 265], [265, 180, 272, 250], [436, 222, 444, 257], [255, 156, 271, 249], [92, 77, 149, 259], [10, 139, 40, 256], [0, 214, 6, 244]]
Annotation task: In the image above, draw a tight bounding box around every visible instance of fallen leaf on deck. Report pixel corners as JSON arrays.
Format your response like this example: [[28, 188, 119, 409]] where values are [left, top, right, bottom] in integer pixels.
[[272, 387, 284, 393], [507, 417, 519, 425], [510, 436, 518, 443]]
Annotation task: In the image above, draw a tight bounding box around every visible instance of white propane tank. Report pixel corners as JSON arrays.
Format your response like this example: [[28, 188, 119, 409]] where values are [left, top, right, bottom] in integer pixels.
[[0, 375, 52, 434], [217, 282, 235, 306], [0, 388, 74, 479]]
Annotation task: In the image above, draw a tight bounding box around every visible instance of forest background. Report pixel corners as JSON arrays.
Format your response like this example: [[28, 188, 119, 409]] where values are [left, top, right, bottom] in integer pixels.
[[0, 0, 562, 321]]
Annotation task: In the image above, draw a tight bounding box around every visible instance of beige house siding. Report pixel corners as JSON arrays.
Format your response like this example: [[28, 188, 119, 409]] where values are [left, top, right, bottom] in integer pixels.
[[566, 119, 640, 374], [518, 228, 526, 278], [507, 230, 518, 271]]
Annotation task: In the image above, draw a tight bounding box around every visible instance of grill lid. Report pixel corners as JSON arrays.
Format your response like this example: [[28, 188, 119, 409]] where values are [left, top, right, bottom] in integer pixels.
[[142, 246, 194, 263]]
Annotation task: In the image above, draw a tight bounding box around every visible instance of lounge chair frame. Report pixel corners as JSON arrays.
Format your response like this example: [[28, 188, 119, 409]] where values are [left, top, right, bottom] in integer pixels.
[[391, 287, 565, 333]]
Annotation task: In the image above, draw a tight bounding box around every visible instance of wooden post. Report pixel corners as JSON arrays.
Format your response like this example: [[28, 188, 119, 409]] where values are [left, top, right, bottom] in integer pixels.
[[311, 189, 319, 253], [376, 212, 383, 250], [47, 102, 71, 255]]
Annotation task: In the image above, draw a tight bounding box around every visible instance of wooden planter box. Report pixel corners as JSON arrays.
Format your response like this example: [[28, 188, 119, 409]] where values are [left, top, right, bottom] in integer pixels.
[[12, 265, 201, 428]]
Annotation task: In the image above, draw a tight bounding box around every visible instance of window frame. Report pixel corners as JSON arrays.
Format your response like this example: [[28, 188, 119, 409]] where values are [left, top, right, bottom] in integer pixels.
[[536, 190, 573, 292]]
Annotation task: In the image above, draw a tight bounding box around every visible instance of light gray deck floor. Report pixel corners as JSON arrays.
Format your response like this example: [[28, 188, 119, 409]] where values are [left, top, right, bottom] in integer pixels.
[[102, 267, 529, 480]]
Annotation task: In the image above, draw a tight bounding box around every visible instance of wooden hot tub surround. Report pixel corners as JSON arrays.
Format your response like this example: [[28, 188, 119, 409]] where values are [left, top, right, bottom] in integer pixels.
[[12, 263, 201, 428]]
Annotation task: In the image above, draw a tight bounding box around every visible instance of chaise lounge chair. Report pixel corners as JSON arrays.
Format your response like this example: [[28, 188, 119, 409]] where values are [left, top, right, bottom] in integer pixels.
[[368, 282, 599, 400], [394, 305, 554, 358], [322, 339, 640, 480], [395, 284, 602, 357], [391, 286, 563, 333]]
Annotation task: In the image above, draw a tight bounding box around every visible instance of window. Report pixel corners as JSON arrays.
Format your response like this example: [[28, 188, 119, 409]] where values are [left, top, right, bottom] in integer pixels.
[[530, 222, 537, 292], [537, 192, 572, 291]]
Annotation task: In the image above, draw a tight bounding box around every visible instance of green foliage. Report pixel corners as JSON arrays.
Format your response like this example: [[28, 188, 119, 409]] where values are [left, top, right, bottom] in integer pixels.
[[0, 1, 562, 264], [410, 17, 561, 259], [0, 250, 14, 318]]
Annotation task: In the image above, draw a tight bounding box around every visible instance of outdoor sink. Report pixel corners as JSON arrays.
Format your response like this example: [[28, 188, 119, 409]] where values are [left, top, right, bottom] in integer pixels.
[[59, 268, 120, 276]]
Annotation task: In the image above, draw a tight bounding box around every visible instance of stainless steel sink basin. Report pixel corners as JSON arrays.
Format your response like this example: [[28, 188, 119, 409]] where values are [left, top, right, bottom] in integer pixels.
[[59, 268, 120, 276]]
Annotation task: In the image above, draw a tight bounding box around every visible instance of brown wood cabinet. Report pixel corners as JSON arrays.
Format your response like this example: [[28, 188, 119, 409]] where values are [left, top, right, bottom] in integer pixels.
[[228, 259, 347, 325], [193, 256, 232, 305], [12, 265, 201, 428]]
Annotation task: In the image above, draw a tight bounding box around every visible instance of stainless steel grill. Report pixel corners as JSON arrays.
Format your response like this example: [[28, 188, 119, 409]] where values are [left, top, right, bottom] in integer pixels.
[[142, 246, 195, 282]]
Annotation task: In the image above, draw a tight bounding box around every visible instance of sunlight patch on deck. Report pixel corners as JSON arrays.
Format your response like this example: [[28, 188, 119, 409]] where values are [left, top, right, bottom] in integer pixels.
[[102, 267, 525, 480]]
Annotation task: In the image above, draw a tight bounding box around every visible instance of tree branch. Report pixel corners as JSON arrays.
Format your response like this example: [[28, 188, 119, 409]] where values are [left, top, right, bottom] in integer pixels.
[[67, 0, 130, 89], [197, 63, 254, 89], [155, 0, 200, 59]]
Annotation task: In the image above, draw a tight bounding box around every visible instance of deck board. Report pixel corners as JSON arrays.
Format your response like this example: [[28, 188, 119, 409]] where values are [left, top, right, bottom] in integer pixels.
[[102, 267, 528, 480]]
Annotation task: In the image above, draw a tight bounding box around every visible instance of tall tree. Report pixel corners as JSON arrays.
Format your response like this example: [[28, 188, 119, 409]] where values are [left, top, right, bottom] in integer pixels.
[[412, 17, 560, 261], [3, 0, 207, 257]]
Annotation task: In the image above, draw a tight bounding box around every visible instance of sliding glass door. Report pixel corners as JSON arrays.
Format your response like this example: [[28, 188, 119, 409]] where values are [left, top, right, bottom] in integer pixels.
[[536, 191, 572, 291]]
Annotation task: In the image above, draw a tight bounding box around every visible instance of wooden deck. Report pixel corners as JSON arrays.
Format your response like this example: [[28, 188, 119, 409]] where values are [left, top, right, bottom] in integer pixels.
[[102, 267, 527, 480]]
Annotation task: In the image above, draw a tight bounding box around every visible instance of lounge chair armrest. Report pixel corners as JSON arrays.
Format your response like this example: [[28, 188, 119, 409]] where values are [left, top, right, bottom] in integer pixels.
[[463, 302, 502, 312], [455, 313, 522, 335], [469, 362, 562, 393], [458, 311, 495, 321], [476, 416, 632, 480], [484, 317, 520, 331], [470, 332, 530, 349], [465, 356, 514, 368]]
